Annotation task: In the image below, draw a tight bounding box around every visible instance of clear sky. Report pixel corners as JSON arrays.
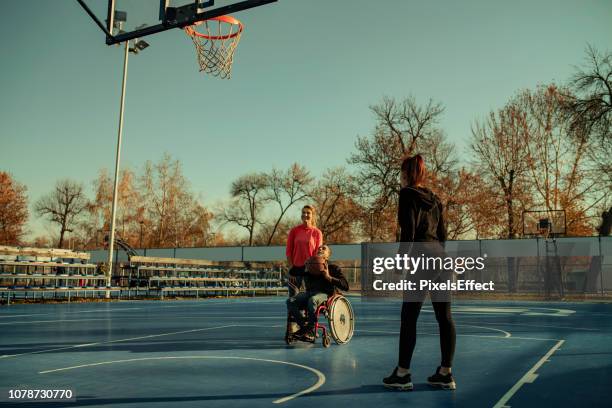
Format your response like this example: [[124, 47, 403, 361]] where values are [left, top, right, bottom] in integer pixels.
[[1, 0, 611, 239]]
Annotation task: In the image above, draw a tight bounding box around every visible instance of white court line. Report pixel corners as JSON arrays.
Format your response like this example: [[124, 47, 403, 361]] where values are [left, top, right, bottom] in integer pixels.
[[0, 318, 121, 325], [357, 319, 512, 338], [492, 339, 565, 408], [419, 322, 511, 338], [39, 355, 325, 404], [0, 315, 287, 325], [0, 324, 235, 359], [459, 324, 511, 338], [0, 301, 282, 319], [157, 302, 283, 309], [355, 329, 560, 342], [0, 317, 513, 340], [63, 307, 145, 314], [420, 322, 511, 338], [458, 320, 599, 332], [359, 317, 599, 332], [0, 307, 144, 319], [356, 329, 510, 340]]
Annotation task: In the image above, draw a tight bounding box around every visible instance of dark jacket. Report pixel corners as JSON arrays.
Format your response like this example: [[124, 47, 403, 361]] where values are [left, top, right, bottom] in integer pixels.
[[299, 264, 349, 296], [398, 186, 447, 243]]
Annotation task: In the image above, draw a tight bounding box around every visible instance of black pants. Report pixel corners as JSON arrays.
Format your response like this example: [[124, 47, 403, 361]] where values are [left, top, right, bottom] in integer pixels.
[[398, 301, 456, 368], [287, 266, 305, 297]]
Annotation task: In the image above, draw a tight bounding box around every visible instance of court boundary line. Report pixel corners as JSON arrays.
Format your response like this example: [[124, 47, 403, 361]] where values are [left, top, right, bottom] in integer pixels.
[[357, 322, 512, 338], [0, 318, 130, 325], [356, 329, 562, 342], [0, 323, 285, 359], [0, 313, 512, 338], [0, 307, 145, 319], [0, 315, 600, 333], [0, 324, 236, 359], [492, 339, 565, 408], [39, 355, 325, 404], [358, 317, 599, 332], [456, 319, 599, 332]]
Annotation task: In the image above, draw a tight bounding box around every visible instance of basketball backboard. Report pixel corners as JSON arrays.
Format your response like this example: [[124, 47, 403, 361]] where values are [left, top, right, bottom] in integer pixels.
[[522, 210, 567, 237], [77, 0, 276, 45]]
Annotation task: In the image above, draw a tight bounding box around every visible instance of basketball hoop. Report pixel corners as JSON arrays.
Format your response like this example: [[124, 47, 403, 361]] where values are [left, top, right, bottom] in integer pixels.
[[522, 210, 566, 238], [184, 15, 243, 79], [538, 218, 552, 238]]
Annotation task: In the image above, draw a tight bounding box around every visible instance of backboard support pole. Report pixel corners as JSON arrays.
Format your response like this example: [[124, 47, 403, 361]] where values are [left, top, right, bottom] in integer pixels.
[[76, 0, 114, 38], [159, 0, 171, 21], [107, 0, 116, 34]]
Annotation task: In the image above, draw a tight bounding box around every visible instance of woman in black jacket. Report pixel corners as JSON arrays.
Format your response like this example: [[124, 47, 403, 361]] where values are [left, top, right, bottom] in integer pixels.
[[383, 154, 457, 391]]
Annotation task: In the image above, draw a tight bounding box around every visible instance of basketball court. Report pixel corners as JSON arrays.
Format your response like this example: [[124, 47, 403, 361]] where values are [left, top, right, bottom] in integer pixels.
[[1, 2, 610, 407], [1, 296, 610, 407]]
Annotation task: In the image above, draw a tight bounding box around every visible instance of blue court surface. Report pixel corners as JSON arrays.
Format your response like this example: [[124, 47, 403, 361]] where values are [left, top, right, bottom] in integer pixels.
[[0, 296, 610, 407]]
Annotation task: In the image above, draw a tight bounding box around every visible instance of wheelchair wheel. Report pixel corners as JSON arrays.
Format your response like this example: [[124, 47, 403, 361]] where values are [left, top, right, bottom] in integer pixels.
[[328, 296, 355, 344]]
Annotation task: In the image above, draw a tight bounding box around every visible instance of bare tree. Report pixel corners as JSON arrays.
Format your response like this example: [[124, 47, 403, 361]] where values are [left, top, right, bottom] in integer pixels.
[[35, 179, 87, 248], [310, 167, 361, 243], [349, 130, 402, 214], [79, 168, 143, 249], [518, 85, 599, 235], [263, 164, 313, 245], [349, 96, 451, 241], [470, 103, 531, 238], [139, 154, 213, 248], [140, 154, 183, 246], [565, 45, 612, 142], [221, 173, 268, 246], [423, 130, 459, 175], [565, 46, 612, 208], [371, 96, 445, 154], [458, 171, 505, 239], [430, 169, 488, 240], [176, 202, 213, 247], [254, 220, 295, 246], [0, 172, 28, 245], [585, 138, 612, 211]]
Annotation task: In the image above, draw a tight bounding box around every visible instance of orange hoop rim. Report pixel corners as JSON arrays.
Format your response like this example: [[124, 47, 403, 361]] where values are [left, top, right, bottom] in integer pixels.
[[184, 15, 243, 40]]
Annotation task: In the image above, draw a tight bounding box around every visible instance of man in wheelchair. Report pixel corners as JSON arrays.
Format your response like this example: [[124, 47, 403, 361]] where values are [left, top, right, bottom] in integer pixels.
[[286, 245, 349, 342]]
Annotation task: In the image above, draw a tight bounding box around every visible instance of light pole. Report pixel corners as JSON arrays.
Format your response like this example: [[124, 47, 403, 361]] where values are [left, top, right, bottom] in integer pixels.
[[106, 28, 149, 294], [139, 220, 144, 248], [65, 228, 73, 250]]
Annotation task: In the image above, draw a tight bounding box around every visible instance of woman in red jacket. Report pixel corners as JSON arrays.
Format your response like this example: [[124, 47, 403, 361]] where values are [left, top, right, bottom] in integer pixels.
[[284, 205, 323, 342], [286, 205, 323, 296]]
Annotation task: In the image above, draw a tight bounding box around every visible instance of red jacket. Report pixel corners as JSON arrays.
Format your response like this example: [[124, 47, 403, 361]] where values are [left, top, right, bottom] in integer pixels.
[[286, 224, 323, 267]]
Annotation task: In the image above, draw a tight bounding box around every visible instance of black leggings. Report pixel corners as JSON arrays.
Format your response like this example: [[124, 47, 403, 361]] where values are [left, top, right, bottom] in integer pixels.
[[398, 302, 456, 368]]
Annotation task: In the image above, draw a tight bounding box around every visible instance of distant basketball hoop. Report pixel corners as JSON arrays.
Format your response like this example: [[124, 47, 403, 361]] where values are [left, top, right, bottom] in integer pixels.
[[538, 218, 552, 238], [184, 16, 243, 79], [522, 210, 567, 238]]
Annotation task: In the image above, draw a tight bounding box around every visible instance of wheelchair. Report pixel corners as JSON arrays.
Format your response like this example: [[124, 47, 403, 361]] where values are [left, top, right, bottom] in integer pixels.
[[285, 293, 355, 347]]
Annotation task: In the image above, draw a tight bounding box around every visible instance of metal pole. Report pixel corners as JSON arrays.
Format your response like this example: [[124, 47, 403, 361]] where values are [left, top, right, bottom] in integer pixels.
[[139, 221, 144, 248], [599, 236, 604, 296], [107, 41, 130, 297]]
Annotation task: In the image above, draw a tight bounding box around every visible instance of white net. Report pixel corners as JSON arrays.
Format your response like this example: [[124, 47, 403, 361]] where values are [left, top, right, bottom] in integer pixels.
[[185, 17, 243, 79]]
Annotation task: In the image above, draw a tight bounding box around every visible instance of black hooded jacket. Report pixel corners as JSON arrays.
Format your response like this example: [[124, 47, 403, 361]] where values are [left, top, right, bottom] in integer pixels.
[[291, 264, 350, 296], [398, 186, 447, 243], [305, 264, 349, 296]]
